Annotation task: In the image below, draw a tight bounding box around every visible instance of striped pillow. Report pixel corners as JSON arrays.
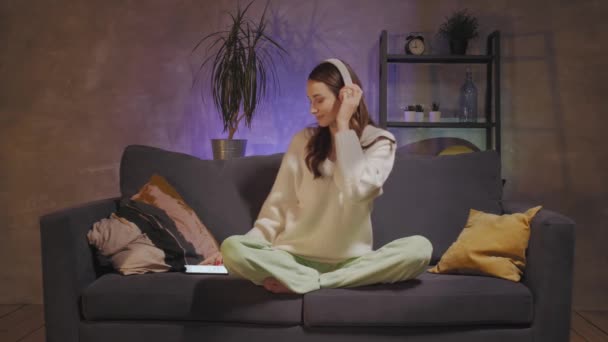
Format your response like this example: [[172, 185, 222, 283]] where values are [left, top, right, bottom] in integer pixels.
[[131, 174, 220, 262]]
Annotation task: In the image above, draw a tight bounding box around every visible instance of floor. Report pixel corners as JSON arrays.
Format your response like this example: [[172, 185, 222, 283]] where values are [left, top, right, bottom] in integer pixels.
[[1, 305, 607, 342]]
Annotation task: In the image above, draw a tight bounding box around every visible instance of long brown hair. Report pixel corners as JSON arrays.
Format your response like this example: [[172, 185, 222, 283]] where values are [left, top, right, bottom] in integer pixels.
[[305, 60, 392, 178]]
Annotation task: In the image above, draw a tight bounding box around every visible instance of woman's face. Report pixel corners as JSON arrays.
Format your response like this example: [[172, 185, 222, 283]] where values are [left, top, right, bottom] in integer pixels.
[[306, 80, 341, 127]]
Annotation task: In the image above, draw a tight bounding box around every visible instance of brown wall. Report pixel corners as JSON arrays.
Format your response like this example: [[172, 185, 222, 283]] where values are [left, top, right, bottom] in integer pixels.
[[1, 0, 606, 309]]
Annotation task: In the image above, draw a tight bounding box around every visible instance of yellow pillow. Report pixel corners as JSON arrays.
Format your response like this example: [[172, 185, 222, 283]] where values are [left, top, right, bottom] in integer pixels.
[[428, 206, 542, 282], [438, 145, 475, 155]]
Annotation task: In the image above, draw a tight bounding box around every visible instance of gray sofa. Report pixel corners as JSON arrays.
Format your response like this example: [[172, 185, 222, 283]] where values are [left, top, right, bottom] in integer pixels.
[[40, 144, 575, 342]]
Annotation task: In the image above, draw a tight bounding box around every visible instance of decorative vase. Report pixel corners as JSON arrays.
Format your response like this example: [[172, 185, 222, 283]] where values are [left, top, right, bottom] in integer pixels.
[[449, 39, 468, 55], [459, 67, 478, 122], [211, 139, 247, 160], [415, 111, 424, 122], [429, 111, 442, 122]]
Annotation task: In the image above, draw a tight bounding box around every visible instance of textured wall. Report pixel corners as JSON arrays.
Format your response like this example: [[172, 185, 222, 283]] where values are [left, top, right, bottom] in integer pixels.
[[1, 0, 606, 309]]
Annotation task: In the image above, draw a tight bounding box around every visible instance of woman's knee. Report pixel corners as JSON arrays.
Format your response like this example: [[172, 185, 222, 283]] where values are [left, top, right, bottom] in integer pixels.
[[220, 235, 246, 263], [408, 235, 433, 264]]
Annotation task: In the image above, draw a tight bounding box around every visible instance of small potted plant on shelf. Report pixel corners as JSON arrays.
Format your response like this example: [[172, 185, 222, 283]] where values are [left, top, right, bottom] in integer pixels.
[[192, 0, 288, 159], [415, 104, 424, 122], [429, 102, 441, 122], [438, 9, 479, 55], [403, 105, 416, 122]]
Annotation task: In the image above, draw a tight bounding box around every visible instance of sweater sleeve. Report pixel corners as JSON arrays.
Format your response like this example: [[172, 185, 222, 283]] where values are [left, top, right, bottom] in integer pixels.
[[334, 129, 395, 203], [244, 133, 303, 243]]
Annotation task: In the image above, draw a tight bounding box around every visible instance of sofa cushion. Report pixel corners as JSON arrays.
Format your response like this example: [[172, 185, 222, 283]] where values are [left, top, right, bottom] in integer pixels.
[[303, 269, 533, 327], [119, 145, 252, 243], [81, 273, 302, 325], [372, 151, 503, 264]]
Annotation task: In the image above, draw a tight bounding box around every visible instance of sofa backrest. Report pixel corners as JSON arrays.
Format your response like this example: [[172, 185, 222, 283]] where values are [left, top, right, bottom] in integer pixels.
[[219, 153, 283, 224], [120, 145, 503, 263], [120, 145, 254, 243], [371, 151, 503, 263]]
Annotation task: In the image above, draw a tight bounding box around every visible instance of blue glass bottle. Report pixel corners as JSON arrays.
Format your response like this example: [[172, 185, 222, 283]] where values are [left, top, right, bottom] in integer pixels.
[[459, 67, 478, 122]]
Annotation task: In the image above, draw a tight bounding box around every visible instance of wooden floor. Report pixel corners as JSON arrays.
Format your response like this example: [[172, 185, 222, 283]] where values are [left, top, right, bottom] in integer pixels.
[[1, 305, 607, 342]]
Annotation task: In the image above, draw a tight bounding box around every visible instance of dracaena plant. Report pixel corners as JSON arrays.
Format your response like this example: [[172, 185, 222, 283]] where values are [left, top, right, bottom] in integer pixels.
[[193, 0, 287, 139]]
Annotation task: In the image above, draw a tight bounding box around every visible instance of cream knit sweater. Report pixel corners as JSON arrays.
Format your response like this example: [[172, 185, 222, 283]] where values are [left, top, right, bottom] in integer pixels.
[[245, 125, 396, 263]]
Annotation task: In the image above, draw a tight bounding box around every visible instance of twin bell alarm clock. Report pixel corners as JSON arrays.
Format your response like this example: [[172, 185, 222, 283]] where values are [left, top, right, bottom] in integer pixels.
[[405, 33, 425, 55]]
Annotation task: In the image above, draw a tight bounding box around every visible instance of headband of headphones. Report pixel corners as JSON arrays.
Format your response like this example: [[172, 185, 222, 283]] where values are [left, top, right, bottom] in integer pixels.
[[323, 58, 353, 86]]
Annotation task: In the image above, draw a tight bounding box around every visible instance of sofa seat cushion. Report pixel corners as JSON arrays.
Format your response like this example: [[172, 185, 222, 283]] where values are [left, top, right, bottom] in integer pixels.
[[303, 269, 533, 327], [81, 273, 302, 325]]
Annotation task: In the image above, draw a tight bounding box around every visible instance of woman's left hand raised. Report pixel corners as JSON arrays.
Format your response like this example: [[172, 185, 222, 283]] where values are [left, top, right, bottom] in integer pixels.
[[337, 84, 363, 127]]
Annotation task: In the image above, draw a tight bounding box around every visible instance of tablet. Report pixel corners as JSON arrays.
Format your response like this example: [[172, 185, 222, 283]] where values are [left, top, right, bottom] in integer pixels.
[[184, 265, 229, 275]]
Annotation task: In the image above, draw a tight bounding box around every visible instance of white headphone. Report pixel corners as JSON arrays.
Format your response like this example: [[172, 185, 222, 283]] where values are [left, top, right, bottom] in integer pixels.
[[323, 58, 353, 86]]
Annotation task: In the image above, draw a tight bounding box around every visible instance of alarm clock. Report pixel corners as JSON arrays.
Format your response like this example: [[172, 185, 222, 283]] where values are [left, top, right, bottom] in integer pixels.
[[405, 34, 425, 55]]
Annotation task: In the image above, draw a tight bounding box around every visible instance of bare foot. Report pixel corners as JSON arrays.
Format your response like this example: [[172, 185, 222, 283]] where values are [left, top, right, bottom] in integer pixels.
[[263, 277, 295, 294]]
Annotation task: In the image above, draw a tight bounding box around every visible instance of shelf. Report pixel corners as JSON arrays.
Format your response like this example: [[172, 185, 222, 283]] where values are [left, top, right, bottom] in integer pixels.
[[387, 121, 494, 128], [379, 30, 501, 154], [387, 54, 493, 64]]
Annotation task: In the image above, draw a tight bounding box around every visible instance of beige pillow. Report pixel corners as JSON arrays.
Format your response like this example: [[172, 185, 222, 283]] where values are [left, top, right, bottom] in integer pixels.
[[87, 213, 171, 275], [428, 206, 542, 282]]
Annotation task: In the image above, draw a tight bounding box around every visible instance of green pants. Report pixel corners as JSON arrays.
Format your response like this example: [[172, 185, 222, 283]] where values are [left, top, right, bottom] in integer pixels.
[[220, 234, 433, 294]]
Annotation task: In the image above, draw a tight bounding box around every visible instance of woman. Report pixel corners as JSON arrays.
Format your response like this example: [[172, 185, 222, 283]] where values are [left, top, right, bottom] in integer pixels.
[[205, 58, 432, 294]]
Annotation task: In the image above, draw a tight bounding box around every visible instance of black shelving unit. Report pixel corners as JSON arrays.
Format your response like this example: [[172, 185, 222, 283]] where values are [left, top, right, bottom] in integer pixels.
[[379, 30, 501, 154]]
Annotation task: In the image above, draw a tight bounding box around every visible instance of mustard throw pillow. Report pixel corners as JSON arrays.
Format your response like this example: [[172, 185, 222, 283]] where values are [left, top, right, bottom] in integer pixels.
[[428, 206, 542, 282], [438, 145, 475, 156]]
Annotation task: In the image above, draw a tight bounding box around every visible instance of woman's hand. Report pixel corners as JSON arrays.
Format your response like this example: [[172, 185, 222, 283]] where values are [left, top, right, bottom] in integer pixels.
[[200, 251, 223, 265], [337, 84, 363, 129]]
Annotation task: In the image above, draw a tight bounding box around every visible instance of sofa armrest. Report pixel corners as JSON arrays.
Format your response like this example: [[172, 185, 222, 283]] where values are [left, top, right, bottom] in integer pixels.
[[502, 201, 575, 342], [40, 197, 118, 342]]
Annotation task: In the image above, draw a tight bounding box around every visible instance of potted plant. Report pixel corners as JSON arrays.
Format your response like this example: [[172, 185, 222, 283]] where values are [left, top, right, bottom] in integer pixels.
[[415, 104, 424, 122], [438, 9, 479, 55], [429, 102, 441, 122], [403, 105, 416, 122], [192, 0, 287, 159]]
